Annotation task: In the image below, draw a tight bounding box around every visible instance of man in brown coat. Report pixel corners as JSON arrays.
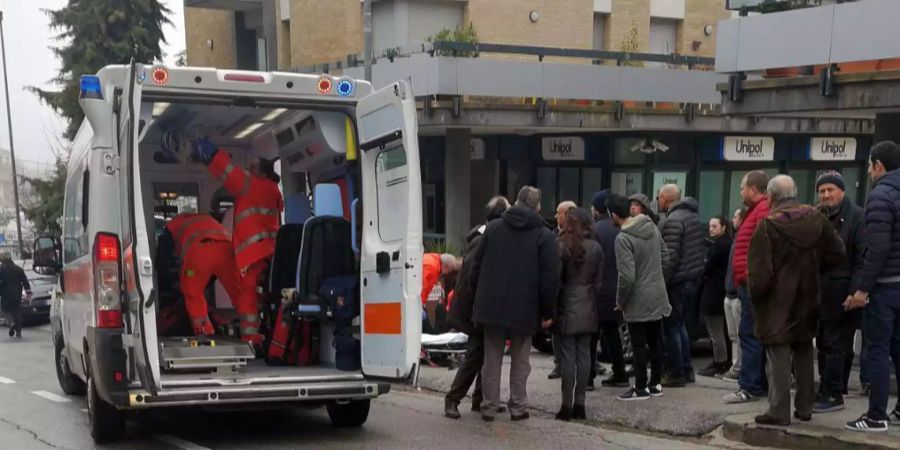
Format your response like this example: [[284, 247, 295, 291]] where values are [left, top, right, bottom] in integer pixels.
[[747, 175, 845, 426]]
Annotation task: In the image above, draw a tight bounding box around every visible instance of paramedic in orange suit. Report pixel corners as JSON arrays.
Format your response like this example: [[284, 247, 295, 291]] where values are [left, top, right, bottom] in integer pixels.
[[196, 137, 284, 347], [422, 253, 462, 304], [161, 213, 243, 336]]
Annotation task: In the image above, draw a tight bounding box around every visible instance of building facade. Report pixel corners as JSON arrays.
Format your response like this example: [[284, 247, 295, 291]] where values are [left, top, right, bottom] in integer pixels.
[[181, 0, 872, 247]]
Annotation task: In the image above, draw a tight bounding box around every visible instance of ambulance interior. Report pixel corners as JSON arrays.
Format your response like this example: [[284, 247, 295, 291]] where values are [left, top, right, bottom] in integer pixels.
[[137, 98, 363, 380]]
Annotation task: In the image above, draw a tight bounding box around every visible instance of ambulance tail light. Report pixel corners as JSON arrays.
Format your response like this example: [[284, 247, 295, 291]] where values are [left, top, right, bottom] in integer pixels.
[[93, 232, 123, 329]]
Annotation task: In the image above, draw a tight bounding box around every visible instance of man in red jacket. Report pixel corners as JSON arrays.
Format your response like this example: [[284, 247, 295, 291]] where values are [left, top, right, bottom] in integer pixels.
[[723, 170, 771, 404], [196, 138, 284, 347]]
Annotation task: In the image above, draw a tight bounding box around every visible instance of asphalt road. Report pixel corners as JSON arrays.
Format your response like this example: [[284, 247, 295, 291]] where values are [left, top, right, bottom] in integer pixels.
[[0, 323, 729, 450]]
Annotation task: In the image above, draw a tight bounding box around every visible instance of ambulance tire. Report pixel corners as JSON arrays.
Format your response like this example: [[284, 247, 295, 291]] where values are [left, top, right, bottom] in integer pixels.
[[87, 370, 126, 443], [326, 399, 371, 427], [55, 338, 86, 396]]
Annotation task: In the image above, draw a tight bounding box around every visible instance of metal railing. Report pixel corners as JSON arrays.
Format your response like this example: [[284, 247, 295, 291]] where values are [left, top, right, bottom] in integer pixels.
[[291, 41, 716, 74]]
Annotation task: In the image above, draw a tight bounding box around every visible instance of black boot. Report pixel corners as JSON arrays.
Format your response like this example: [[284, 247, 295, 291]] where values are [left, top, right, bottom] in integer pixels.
[[572, 404, 587, 420], [556, 406, 572, 421], [444, 399, 461, 419]]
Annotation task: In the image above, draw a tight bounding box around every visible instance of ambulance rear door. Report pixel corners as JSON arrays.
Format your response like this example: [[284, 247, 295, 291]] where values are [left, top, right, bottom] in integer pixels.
[[116, 62, 160, 392], [356, 81, 423, 380]]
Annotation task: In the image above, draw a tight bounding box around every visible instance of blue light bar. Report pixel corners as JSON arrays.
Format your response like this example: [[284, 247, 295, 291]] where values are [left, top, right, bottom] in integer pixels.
[[80, 75, 103, 100], [337, 79, 354, 97]]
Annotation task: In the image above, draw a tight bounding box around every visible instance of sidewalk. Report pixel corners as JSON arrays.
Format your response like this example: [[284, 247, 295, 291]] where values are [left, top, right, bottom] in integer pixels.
[[724, 394, 900, 450], [416, 349, 899, 449]]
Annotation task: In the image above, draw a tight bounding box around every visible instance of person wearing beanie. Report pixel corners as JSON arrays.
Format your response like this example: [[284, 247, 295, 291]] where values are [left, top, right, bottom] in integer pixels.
[[813, 170, 867, 415], [591, 190, 628, 387]]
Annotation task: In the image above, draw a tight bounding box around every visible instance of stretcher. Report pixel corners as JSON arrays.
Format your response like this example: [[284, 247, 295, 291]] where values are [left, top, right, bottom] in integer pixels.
[[420, 332, 469, 370]]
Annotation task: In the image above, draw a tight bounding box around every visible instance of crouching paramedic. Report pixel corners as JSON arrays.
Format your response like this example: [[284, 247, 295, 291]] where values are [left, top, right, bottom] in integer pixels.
[[159, 213, 243, 336], [195, 138, 284, 347]]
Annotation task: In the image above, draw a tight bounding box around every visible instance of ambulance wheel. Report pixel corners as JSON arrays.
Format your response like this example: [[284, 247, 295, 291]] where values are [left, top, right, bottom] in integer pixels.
[[87, 371, 126, 443], [55, 338, 85, 396], [327, 399, 370, 427]]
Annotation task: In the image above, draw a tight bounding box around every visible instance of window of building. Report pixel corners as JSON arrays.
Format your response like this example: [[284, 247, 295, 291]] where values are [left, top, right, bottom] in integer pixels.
[[582, 168, 604, 210], [648, 18, 679, 68], [699, 170, 726, 222], [593, 13, 608, 50], [611, 171, 644, 197]]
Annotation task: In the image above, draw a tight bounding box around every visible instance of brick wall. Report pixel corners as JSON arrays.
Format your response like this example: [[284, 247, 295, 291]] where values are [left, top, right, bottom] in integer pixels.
[[608, 0, 651, 53], [680, 0, 730, 58], [465, 0, 593, 49], [290, 0, 363, 68], [184, 7, 236, 69]]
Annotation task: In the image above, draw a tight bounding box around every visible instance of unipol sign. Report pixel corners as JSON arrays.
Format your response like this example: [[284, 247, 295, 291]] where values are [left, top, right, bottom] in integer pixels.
[[722, 136, 775, 161], [809, 137, 857, 161], [542, 136, 585, 161]]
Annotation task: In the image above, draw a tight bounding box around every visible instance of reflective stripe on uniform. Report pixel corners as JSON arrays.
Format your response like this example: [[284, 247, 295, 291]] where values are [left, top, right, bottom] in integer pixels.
[[235, 231, 278, 254], [234, 207, 280, 225], [172, 215, 211, 243], [218, 163, 235, 183], [238, 175, 251, 196], [240, 314, 259, 323], [241, 327, 259, 334], [180, 229, 229, 261]]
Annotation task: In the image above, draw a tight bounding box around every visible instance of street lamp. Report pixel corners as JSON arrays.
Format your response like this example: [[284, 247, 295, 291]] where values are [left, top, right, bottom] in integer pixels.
[[0, 11, 25, 258]]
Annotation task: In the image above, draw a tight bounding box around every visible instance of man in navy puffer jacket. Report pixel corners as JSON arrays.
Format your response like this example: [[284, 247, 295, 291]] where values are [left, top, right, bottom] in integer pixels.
[[845, 141, 900, 432]]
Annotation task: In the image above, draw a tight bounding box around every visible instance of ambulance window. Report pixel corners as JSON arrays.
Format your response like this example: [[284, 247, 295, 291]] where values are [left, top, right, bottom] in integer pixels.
[[63, 165, 88, 262], [375, 145, 408, 242]]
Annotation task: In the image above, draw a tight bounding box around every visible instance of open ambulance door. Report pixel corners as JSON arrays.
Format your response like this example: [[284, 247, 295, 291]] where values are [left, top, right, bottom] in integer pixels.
[[356, 81, 423, 380], [117, 62, 159, 393]]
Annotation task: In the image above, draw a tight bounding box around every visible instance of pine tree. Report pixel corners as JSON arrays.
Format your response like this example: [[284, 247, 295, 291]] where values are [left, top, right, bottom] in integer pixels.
[[31, 0, 172, 140]]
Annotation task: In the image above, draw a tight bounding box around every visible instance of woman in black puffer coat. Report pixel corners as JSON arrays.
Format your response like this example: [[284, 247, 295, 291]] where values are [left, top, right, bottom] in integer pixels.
[[698, 215, 733, 377], [554, 208, 603, 422]]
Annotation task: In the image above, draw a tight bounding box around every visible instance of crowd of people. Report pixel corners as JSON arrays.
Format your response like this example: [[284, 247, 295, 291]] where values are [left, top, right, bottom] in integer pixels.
[[436, 141, 900, 432]]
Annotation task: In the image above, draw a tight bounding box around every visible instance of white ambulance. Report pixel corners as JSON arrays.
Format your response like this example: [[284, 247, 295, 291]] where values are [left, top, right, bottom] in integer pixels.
[[32, 63, 423, 443]]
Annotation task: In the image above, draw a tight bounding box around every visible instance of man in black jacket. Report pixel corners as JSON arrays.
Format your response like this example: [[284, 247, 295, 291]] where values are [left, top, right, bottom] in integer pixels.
[[444, 196, 510, 419], [0, 253, 32, 338], [813, 171, 866, 414], [846, 141, 900, 432], [468, 186, 560, 422], [657, 184, 707, 387], [592, 190, 629, 387]]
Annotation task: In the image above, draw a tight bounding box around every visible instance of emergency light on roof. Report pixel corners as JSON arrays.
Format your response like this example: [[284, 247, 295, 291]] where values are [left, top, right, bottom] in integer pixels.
[[79, 75, 103, 100], [337, 79, 354, 96], [317, 77, 333, 94]]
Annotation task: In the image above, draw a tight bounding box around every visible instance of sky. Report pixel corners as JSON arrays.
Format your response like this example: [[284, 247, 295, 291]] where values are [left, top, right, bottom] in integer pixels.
[[0, 0, 186, 164]]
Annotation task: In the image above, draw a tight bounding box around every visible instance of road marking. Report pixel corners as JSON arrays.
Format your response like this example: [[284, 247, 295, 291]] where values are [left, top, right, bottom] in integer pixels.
[[0, 376, 15, 384], [155, 435, 211, 450], [30, 390, 71, 403]]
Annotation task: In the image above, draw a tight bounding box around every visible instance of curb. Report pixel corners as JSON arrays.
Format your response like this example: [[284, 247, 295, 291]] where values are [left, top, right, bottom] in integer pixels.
[[723, 413, 898, 450]]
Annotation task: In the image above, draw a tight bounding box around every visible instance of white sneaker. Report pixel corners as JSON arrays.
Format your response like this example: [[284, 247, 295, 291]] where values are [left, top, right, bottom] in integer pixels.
[[723, 389, 755, 404]]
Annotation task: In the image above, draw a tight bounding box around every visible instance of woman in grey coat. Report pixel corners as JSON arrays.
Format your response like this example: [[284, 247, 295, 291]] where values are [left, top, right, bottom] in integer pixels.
[[607, 194, 672, 401], [554, 208, 603, 421]]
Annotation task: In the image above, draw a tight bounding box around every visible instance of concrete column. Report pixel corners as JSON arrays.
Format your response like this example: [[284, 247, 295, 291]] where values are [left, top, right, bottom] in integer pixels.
[[261, 0, 279, 70], [875, 113, 900, 143], [444, 128, 472, 253]]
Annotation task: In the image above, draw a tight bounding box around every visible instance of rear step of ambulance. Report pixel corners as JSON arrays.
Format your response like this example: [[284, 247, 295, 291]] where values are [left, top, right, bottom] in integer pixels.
[[159, 337, 255, 374]]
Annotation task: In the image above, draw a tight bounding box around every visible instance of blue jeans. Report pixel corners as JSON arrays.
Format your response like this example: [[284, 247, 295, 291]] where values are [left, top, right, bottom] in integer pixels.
[[664, 281, 695, 379], [737, 285, 767, 396], [865, 283, 900, 421]]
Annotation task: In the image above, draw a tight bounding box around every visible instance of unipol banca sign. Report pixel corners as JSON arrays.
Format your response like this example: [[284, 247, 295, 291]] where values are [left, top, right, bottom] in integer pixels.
[[722, 136, 775, 161], [542, 136, 585, 161], [809, 137, 857, 161]]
